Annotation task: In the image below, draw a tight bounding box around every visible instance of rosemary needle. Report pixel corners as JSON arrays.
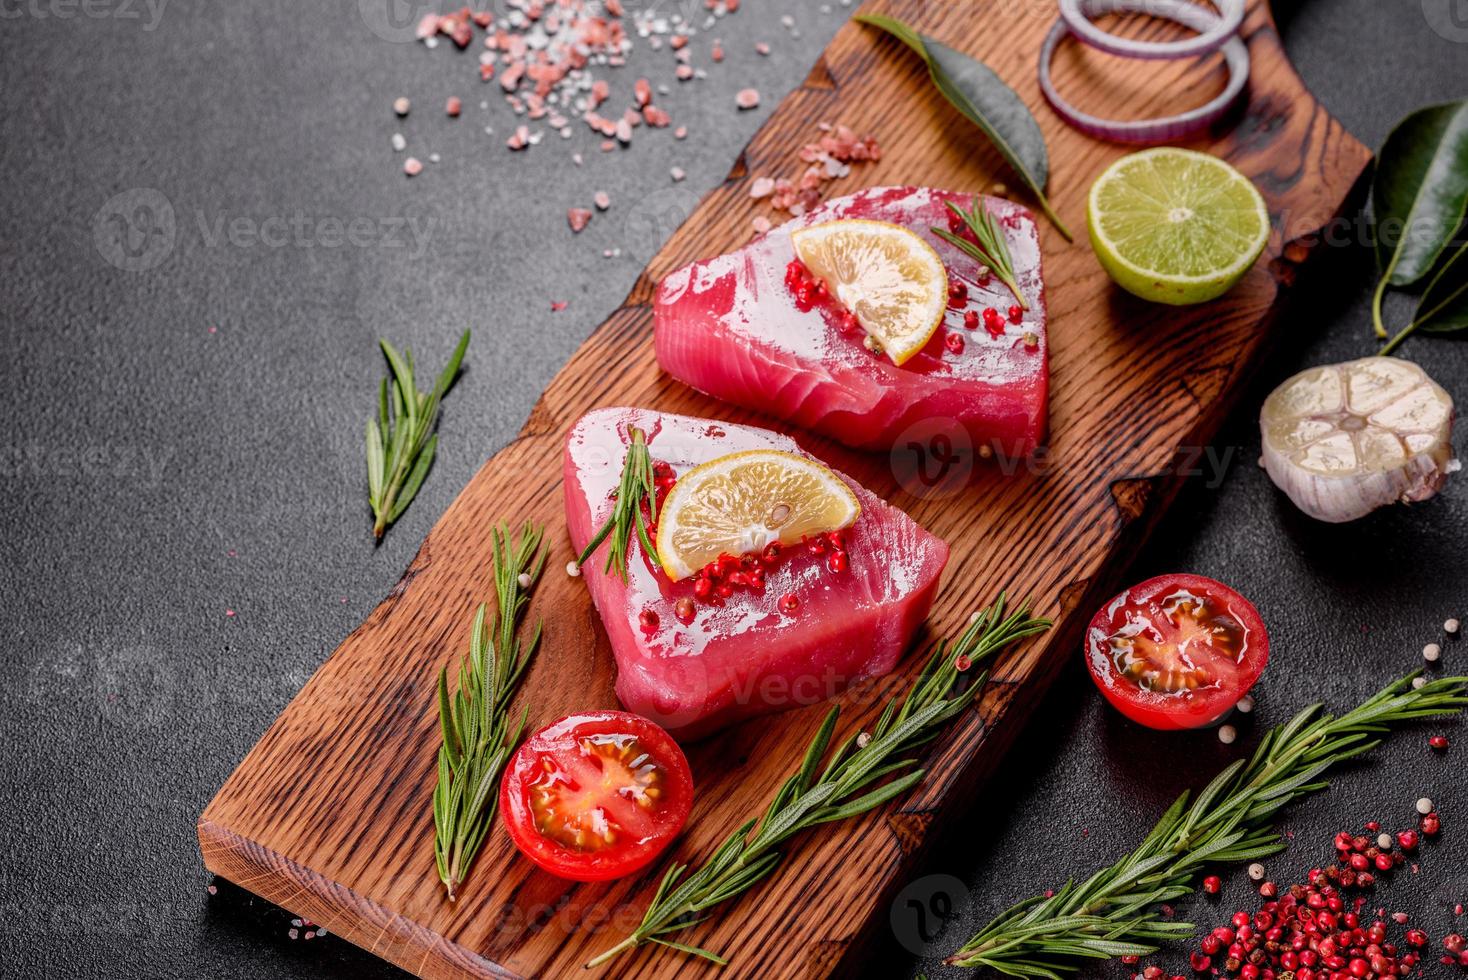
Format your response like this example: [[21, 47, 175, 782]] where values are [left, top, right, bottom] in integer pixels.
[[585, 594, 1052, 969], [365, 329, 470, 539], [948, 672, 1468, 977], [932, 199, 1029, 311], [432, 522, 546, 901], [575, 425, 659, 581]]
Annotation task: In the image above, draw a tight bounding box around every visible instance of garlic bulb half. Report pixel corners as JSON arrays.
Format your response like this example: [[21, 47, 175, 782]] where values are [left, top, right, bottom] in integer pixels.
[[1260, 357, 1456, 523]]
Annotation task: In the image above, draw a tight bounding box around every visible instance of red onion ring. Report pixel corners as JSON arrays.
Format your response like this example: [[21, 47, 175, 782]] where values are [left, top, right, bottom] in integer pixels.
[[1058, 0, 1244, 60], [1039, 0, 1250, 144]]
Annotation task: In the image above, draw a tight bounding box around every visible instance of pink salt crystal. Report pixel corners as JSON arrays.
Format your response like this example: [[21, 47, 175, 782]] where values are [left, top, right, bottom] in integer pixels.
[[670, 34, 687, 50], [590, 80, 610, 108], [674, 126, 688, 140], [634, 78, 652, 107], [643, 105, 671, 127], [393, 96, 410, 116], [671, 166, 686, 182], [676, 64, 694, 80], [403, 157, 423, 177], [551, 300, 568, 312], [711, 41, 724, 62], [755, 41, 770, 55], [415, 14, 439, 39], [752, 216, 772, 234], [567, 208, 593, 233], [749, 176, 776, 199], [600, 139, 616, 152], [736, 88, 760, 109], [615, 118, 633, 143], [479, 63, 495, 82], [446, 96, 462, 117], [594, 191, 611, 210]]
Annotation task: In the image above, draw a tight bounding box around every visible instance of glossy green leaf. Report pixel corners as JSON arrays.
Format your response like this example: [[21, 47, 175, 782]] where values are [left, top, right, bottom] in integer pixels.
[[1418, 242, 1468, 333], [1372, 100, 1468, 338], [857, 13, 1071, 240], [1374, 100, 1468, 285]]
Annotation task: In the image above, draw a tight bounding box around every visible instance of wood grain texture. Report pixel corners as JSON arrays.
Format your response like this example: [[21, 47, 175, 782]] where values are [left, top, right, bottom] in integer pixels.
[[199, 2, 1371, 977]]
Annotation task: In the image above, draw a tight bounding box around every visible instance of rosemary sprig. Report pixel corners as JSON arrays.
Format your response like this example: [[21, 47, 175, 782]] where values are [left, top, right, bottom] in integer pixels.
[[575, 426, 658, 581], [948, 672, 1468, 977], [365, 329, 470, 539], [933, 199, 1029, 311], [586, 595, 1052, 969], [433, 521, 546, 901]]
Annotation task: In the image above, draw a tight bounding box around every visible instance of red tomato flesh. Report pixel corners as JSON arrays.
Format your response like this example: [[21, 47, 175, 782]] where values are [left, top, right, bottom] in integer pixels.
[[500, 710, 693, 881], [1084, 574, 1268, 730]]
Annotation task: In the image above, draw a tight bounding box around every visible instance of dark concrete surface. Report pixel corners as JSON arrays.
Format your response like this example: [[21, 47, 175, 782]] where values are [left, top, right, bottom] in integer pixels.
[[0, 1, 1463, 978]]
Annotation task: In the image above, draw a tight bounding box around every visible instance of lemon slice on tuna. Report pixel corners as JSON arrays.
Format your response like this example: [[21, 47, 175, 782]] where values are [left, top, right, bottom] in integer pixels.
[[655, 449, 860, 581], [792, 219, 948, 366]]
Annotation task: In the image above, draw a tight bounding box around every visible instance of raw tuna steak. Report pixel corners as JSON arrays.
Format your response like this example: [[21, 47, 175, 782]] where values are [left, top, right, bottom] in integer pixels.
[[565, 407, 949, 740], [655, 186, 1048, 456]]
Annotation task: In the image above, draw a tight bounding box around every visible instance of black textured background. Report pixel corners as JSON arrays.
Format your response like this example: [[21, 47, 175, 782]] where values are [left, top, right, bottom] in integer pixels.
[[1, 2, 1465, 978]]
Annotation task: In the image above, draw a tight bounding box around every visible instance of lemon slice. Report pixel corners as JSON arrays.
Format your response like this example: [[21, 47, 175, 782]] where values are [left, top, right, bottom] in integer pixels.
[[791, 219, 948, 366], [655, 449, 861, 581], [1087, 147, 1270, 306]]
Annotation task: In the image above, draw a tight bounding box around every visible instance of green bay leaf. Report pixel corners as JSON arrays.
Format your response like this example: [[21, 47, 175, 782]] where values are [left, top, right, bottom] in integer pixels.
[[857, 13, 1071, 240], [1375, 100, 1468, 286]]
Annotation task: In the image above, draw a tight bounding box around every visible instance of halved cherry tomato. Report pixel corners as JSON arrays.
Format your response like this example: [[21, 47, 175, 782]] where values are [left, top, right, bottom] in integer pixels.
[[499, 710, 693, 882], [1083, 574, 1268, 730]]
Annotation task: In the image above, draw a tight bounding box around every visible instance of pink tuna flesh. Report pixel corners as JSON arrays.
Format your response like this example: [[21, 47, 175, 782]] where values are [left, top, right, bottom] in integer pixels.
[[564, 407, 950, 741], [655, 185, 1048, 456]]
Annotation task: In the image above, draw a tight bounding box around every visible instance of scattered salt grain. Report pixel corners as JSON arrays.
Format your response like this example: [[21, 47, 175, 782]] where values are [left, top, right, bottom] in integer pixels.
[[550, 300, 568, 312], [403, 157, 423, 177], [390, 133, 406, 152], [756, 41, 770, 55], [446, 96, 461, 117], [674, 126, 688, 140], [749, 176, 776, 199], [752, 216, 771, 234], [393, 97, 410, 116], [594, 191, 611, 210], [670, 166, 686, 181], [428, 153, 441, 164], [735, 87, 761, 109], [567, 208, 593, 232]]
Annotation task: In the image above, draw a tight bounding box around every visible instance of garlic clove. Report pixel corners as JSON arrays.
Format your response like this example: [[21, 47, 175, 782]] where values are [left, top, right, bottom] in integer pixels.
[[1260, 357, 1456, 523]]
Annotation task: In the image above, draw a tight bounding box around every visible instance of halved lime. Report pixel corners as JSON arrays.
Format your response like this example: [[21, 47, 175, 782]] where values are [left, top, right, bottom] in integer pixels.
[[1087, 148, 1270, 306]]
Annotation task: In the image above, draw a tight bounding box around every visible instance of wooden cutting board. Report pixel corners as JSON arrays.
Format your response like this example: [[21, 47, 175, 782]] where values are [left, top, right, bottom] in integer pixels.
[[199, 2, 1371, 976]]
